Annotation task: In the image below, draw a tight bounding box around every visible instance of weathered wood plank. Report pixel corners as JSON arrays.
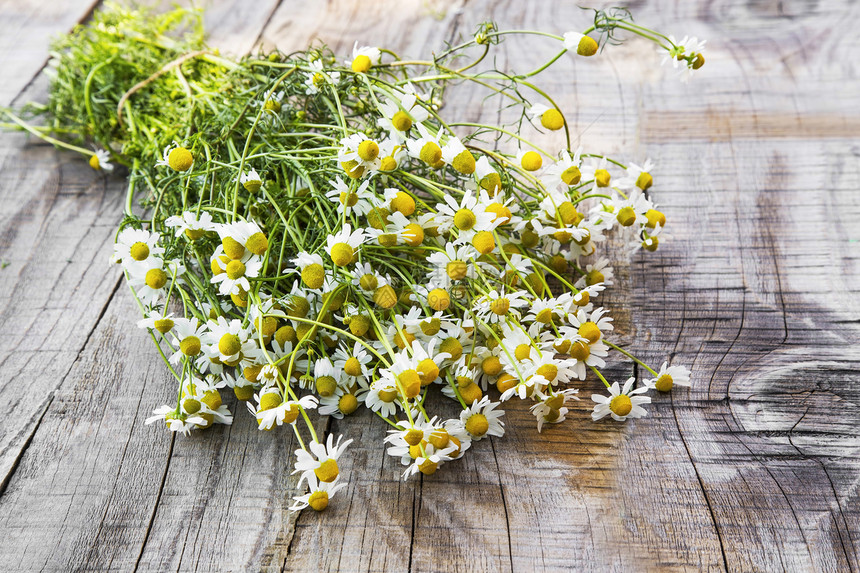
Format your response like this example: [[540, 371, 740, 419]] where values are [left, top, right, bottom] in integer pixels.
[[2, 0, 859, 571]]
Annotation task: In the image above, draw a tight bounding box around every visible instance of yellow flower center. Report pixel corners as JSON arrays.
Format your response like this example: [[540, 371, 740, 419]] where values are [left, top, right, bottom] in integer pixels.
[[465, 413, 489, 437], [482, 356, 502, 377], [398, 369, 422, 398], [144, 268, 167, 290], [222, 236, 246, 260], [558, 201, 580, 226], [392, 111, 412, 132], [609, 394, 633, 417], [616, 206, 636, 227], [315, 375, 337, 397], [184, 398, 201, 414], [570, 340, 590, 361], [636, 171, 653, 191], [419, 141, 442, 166], [340, 191, 359, 207], [595, 169, 611, 187], [202, 390, 222, 411], [645, 209, 666, 229], [259, 392, 283, 411], [89, 154, 101, 170], [352, 54, 372, 73], [341, 160, 366, 179], [339, 393, 359, 415], [553, 339, 572, 354], [514, 343, 532, 361], [343, 357, 362, 377], [521, 229, 539, 248], [387, 191, 415, 215], [357, 139, 379, 161], [440, 337, 463, 361], [356, 273, 378, 291], [366, 207, 390, 229], [373, 284, 397, 309], [561, 165, 581, 185], [234, 385, 255, 401], [308, 490, 329, 511], [167, 147, 193, 172], [380, 155, 398, 171], [417, 358, 439, 385], [472, 231, 495, 255], [642, 236, 659, 252], [330, 242, 354, 267], [536, 363, 558, 382], [377, 388, 398, 403], [453, 208, 477, 231], [485, 203, 511, 224], [348, 314, 370, 336], [521, 151, 542, 171], [655, 374, 674, 392], [263, 99, 281, 113], [428, 288, 450, 311], [573, 291, 590, 307], [578, 321, 601, 343], [573, 229, 591, 246], [129, 242, 150, 261], [535, 308, 553, 324], [218, 333, 242, 356], [446, 260, 468, 280], [404, 428, 425, 446], [496, 373, 516, 393], [490, 297, 510, 316], [452, 149, 476, 175], [246, 232, 268, 255], [420, 318, 441, 337], [428, 429, 450, 449], [225, 259, 246, 280], [180, 336, 201, 356], [585, 269, 605, 286], [312, 72, 326, 87], [577, 35, 599, 57], [154, 318, 174, 333], [377, 233, 397, 248], [315, 458, 339, 482], [459, 382, 482, 405], [540, 108, 565, 130], [480, 172, 502, 196], [403, 223, 424, 247]]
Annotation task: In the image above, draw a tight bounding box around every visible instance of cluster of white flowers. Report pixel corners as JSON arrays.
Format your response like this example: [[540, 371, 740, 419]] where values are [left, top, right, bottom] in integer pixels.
[[101, 25, 699, 514]]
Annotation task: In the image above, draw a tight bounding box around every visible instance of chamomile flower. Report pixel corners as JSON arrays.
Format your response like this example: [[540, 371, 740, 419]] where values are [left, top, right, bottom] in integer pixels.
[[338, 133, 382, 177], [348, 42, 380, 73], [326, 224, 366, 267], [319, 386, 362, 419], [659, 35, 706, 81], [333, 341, 373, 380], [541, 147, 583, 191], [326, 177, 374, 216], [239, 168, 263, 193], [128, 258, 181, 307], [525, 103, 565, 131], [591, 378, 651, 421], [563, 31, 599, 56], [165, 210, 216, 239], [156, 142, 194, 172], [408, 127, 448, 173], [210, 250, 263, 296], [145, 405, 205, 436], [137, 310, 175, 335], [427, 242, 478, 284], [89, 148, 113, 172], [168, 317, 207, 364], [575, 257, 614, 289], [645, 362, 692, 392], [474, 289, 530, 324], [304, 59, 340, 95], [378, 83, 429, 142], [112, 227, 163, 270], [459, 396, 505, 440], [290, 473, 348, 512], [365, 378, 400, 417], [293, 433, 354, 484]]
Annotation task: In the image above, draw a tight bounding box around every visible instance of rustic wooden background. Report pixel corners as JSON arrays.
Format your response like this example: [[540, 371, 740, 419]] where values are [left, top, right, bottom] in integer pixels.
[[1, 0, 859, 571]]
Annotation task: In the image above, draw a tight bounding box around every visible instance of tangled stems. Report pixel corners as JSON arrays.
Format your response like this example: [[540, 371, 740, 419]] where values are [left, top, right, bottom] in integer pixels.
[[3, 3, 701, 509]]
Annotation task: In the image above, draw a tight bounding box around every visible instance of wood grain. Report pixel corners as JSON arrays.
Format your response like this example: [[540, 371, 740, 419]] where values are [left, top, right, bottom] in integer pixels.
[[0, 0, 858, 571]]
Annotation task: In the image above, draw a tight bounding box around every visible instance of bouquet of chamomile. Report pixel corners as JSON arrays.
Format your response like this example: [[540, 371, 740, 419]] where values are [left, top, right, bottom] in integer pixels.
[[3, 3, 705, 512]]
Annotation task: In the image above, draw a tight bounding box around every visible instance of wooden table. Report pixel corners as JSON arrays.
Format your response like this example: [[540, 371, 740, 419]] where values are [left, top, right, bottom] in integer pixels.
[[1, 1, 858, 571]]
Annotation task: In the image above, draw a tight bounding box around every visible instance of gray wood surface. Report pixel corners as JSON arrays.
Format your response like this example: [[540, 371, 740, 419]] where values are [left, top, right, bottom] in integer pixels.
[[1, 0, 858, 571]]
